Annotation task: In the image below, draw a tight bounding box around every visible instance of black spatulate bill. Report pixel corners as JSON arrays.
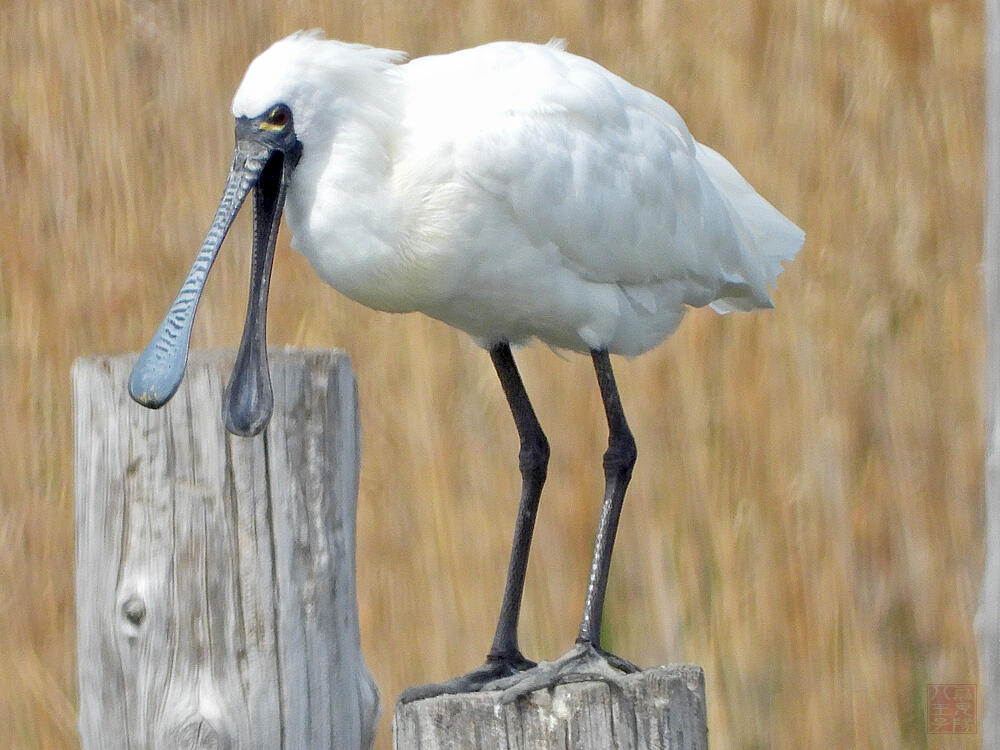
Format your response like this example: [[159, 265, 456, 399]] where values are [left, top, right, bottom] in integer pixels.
[[129, 110, 302, 436]]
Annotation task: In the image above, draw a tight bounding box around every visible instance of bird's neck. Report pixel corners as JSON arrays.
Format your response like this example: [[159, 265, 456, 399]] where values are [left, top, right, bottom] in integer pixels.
[[283, 86, 418, 312]]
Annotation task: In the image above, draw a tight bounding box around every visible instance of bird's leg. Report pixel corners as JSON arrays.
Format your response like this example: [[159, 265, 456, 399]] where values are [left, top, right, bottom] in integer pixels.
[[486, 342, 549, 663], [488, 349, 640, 702], [577, 348, 636, 649], [398, 342, 548, 703]]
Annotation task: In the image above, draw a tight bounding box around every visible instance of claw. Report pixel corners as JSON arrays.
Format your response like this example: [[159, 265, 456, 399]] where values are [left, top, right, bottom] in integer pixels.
[[495, 642, 639, 704], [398, 644, 641, 705], [397, 651, 536, 704]]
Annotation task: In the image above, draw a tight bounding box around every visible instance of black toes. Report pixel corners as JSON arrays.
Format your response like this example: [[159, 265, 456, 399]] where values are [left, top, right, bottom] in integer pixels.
[[397, 652, 536, 704]]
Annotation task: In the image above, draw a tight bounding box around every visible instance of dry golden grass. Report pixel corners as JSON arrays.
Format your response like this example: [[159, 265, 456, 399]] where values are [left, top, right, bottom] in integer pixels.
[[0, 0, 984, 747]]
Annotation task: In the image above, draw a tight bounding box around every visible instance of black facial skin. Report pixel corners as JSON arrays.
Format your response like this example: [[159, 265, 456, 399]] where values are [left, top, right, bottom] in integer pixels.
[[128, 102, 303, 438], [237, 103, 300, 154]]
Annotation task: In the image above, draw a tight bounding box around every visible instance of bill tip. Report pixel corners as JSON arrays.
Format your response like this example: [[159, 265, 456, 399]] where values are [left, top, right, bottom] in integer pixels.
[[128, 366, 176, 410], [224, 405, 271, 437]]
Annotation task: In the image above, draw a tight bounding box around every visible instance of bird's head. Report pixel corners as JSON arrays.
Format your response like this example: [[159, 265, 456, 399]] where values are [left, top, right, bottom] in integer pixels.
[[128, 32, 403, 436]]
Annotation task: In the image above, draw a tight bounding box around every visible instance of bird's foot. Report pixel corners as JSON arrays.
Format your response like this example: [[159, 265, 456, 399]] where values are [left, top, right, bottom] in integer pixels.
[[397, 650, 536, 704], [491, 641, 640, 704]]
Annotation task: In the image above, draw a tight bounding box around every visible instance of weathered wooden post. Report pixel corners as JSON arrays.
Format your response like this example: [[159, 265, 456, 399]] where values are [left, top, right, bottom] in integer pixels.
[[981, 0, 1000, 741], [392, 665, 708, 749], [73, 349, 379, 749]]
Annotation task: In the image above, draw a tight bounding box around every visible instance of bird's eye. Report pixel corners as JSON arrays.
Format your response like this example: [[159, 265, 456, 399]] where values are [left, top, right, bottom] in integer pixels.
[[260, 105, 290, 131]]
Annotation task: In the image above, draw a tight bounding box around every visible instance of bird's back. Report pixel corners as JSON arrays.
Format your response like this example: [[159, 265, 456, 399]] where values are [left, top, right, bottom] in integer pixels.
[[274, 41, 803, 354], [389, 42, 802, 354]]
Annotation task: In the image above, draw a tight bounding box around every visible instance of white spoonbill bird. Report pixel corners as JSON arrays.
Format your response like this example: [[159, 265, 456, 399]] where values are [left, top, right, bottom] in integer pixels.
[[129, 31, 803, 701]]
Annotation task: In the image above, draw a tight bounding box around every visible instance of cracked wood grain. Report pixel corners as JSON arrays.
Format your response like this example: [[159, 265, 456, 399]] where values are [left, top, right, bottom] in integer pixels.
[[74, 349, 378, 750], [392, 665, 709, 750]]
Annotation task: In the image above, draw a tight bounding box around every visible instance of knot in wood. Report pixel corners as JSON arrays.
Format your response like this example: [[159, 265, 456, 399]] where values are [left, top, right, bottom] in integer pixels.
[[121, 594, 146, 626], [177, 717, 228, 749]]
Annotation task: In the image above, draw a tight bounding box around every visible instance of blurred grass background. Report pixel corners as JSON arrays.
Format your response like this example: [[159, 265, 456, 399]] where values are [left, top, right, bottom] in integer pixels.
[[0, 0, 985, 747]]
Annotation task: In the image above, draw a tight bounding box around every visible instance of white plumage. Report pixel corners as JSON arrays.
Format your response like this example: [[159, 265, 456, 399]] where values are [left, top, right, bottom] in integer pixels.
[[130, 30, 805, 701], [231, 32, 803, 356]]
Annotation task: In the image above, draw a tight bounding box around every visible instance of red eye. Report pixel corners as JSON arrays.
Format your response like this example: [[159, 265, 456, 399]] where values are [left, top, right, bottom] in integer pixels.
[[262, 106, 289, 130]]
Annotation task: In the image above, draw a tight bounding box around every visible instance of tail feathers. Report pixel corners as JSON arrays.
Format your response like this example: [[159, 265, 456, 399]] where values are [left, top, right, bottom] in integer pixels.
[[695, 143, 804, 314]]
